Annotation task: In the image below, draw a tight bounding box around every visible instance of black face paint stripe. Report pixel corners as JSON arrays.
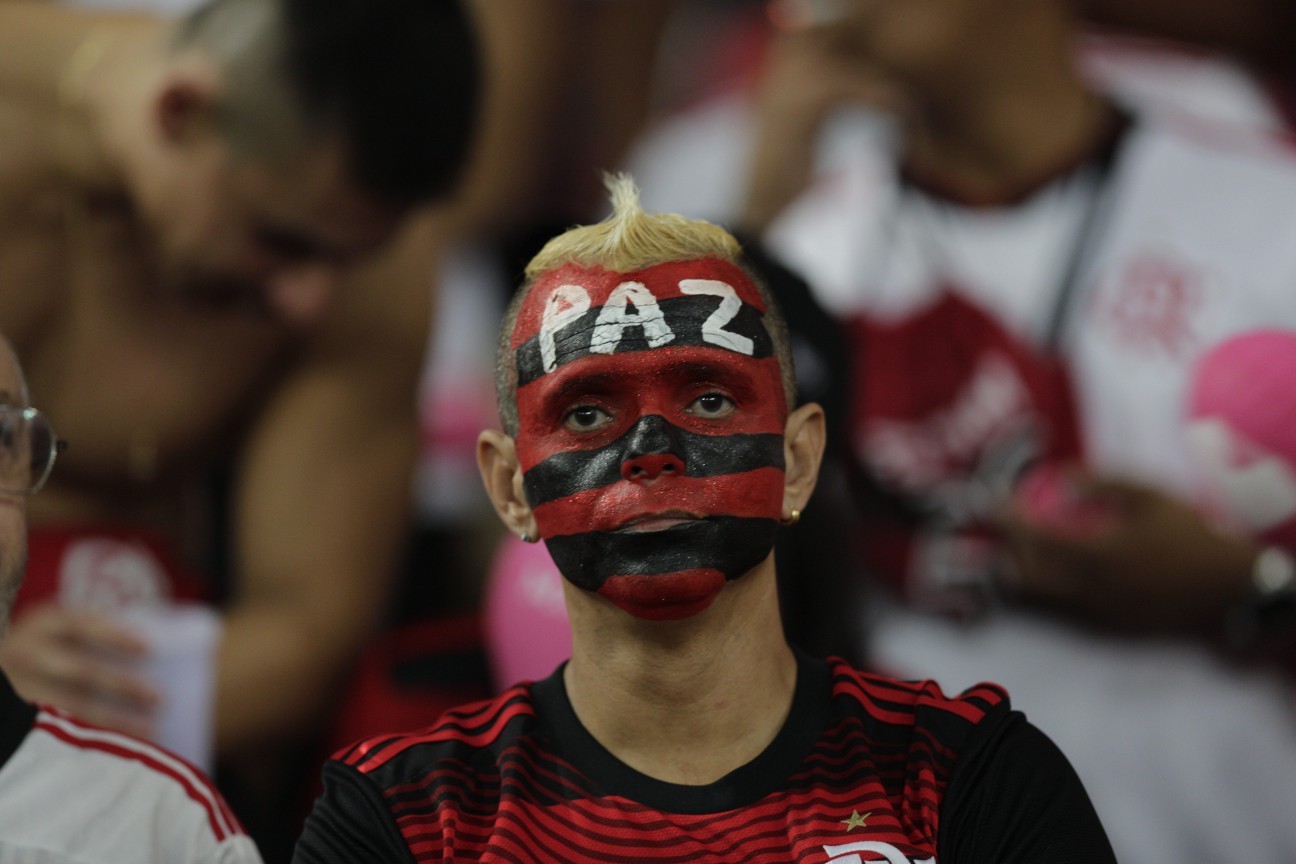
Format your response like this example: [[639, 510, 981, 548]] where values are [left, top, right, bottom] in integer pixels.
[[515, 295, 774, 386], [522, 416, 785, 507], [543, 516, 779, 591]]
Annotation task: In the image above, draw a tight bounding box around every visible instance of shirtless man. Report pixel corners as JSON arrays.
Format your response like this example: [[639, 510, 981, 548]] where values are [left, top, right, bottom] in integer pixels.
[[0, 0, 479, 772]]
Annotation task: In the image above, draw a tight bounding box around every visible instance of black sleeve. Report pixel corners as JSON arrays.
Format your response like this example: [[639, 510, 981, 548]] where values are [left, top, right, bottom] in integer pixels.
[[737, 233, 873, 665], [292, 760, 418, 864], [939, 705, 1117, 864], [735, 232, 851, 446], [739, 231, 923, 537]]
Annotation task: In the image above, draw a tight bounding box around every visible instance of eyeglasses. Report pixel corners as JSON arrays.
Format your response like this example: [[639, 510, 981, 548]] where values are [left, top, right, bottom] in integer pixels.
[[0, 405, 67, 497]]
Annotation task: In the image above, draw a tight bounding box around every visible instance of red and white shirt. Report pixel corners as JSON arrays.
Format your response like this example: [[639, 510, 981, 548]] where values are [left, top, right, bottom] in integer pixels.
[[0, 672, 261, 863], [766, 108, 1296, 864]]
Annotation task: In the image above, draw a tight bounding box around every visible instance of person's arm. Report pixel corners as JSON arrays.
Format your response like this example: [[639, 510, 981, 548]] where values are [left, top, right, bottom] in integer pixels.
[[214, 215, 439, 756], [939, 704, 1116, 864], [449, 0, 676, 236], [998, 473, 1259, 634], [998, 472, 1296, 670], [293, 760, 416, 864], [739, 18, 904, 235]]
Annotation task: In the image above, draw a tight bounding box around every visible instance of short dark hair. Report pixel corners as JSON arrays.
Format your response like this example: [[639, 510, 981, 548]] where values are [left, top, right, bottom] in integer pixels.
[[178, 0, 480, 208]]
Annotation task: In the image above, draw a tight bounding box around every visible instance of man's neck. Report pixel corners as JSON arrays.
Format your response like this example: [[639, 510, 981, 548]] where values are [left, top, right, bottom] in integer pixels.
[[562, 562, 797, 786], [900, 47, 1117, 204]]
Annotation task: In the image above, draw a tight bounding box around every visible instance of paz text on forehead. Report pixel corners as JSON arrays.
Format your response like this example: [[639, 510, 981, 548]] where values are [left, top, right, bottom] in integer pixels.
[[519, 279, 771, 384]]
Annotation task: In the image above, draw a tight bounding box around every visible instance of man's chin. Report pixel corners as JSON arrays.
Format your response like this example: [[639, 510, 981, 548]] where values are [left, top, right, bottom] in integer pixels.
[[171, 279, 328, 327], [168, 276, 270, 315], [596, 569, 726, 621]]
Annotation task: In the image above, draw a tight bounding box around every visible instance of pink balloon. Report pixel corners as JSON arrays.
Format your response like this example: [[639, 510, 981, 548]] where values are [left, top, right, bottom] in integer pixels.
[[483, 534, 572, 691], [1190, 330, 1296, 463], [1187, 329, 1296, 548]]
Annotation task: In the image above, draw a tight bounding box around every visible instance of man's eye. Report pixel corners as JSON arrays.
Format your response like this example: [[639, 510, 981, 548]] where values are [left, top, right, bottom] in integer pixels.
[[253, 226, 328, 263], [0, 416, 17, 467], [0, 415, 16, 449], [564, 405, 610, 431], [689, 393, 734, 419]]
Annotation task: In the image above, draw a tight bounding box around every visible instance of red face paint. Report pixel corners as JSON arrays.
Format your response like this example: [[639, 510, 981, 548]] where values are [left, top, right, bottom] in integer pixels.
[[511, 259, 789, 621]]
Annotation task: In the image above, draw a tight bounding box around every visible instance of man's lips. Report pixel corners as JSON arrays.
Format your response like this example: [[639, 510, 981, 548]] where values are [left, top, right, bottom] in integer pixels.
[[615, 511, 702, 533], [529, 469, 786, 537]]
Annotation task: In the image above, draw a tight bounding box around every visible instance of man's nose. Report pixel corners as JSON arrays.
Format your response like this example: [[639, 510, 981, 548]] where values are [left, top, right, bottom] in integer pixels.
[[621, 415, 686, 484], [267, 266, 338, 326]]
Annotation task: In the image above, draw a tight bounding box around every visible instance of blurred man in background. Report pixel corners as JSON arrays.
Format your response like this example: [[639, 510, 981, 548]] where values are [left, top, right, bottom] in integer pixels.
[[0, 0, 478, 853], [737, 0, 1296, 861]]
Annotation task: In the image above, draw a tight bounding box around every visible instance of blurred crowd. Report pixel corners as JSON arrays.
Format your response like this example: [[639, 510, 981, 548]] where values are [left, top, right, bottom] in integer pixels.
[[2, 0, 1295, 860]]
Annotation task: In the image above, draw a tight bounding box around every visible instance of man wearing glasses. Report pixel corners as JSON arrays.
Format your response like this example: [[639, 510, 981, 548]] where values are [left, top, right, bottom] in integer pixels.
[[0, 337, 262, 862]]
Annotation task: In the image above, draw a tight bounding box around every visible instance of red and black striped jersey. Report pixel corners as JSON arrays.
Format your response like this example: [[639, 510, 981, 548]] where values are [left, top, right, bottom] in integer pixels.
[[294, 654, 1113, 863]]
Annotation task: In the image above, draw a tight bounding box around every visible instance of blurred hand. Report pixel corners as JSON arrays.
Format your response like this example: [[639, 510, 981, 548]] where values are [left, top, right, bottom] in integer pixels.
[[0, 604, 159, 737], [999, 473, 1257, 633], [740, 22, 905, 233]]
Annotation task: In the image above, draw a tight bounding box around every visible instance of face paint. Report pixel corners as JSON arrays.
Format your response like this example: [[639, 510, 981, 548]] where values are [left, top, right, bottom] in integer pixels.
[[511, 258, 789, 621]]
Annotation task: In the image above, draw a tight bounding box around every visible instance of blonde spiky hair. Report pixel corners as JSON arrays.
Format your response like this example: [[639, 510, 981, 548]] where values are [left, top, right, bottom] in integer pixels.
[[525, 174, 742, 277], [496, 174, 796, 436]]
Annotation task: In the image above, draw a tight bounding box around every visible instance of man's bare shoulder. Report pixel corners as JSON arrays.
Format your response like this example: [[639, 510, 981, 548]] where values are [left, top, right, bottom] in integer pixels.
[[0, 21, 73, 264], [0, 106, 61, 215], [0, 118, 69, 351], [0, 0, 101, 197]]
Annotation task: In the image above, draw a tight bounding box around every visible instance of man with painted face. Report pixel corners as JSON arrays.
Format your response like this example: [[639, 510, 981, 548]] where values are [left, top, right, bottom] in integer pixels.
[[293, 176, 1114, 864]]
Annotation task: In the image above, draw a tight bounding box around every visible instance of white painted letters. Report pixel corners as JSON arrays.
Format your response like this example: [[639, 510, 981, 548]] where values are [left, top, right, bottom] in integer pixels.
[[540, 285, 592, 373], [679, 279, 754, 355], [821, 841, 935, 864], [590, 282, 675, 355], [536, 279, 756, 371]]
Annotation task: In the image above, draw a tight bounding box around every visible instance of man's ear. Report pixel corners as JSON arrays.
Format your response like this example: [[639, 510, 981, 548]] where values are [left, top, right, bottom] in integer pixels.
[[782, 402, 826, 520], [153, 57, 223, 144], [477, 429, 539, 540]]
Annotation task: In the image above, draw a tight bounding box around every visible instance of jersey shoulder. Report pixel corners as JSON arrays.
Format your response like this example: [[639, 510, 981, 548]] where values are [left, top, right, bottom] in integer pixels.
[[0, 706, 260, 862], [334, 684, 539, 787], [825, 657, 1009, 748], [1128, 113, 1296, 206]]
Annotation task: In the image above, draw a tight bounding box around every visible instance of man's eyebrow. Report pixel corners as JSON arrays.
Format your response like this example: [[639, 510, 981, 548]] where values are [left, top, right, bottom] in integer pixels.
[[656, 358, 755, 385], [668, 359, 738, 377], [540, 357, 754, 398], [545, 373, 619, 403]]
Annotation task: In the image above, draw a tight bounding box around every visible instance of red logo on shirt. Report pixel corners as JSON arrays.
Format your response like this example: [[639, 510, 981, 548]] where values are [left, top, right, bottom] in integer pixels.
[[1093, 253, 1207, 360]]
